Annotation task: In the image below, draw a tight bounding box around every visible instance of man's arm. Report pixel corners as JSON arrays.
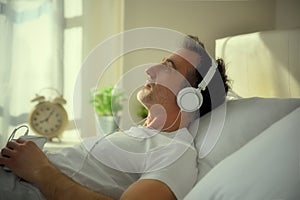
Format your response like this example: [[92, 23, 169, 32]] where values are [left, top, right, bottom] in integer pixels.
[[0, 139, 113, 200], [120, 179, 176, 200], [0, 139, 176, 200], [35, 165, 113, 200], [40, 171, 177, 200]]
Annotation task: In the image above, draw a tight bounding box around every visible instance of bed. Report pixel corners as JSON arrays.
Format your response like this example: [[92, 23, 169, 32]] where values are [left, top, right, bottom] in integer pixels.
[[184, 28, 300, 199]]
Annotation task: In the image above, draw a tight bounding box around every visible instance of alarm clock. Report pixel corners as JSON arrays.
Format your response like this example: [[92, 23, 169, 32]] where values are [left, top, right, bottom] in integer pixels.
[[28, 89, 68, 140]]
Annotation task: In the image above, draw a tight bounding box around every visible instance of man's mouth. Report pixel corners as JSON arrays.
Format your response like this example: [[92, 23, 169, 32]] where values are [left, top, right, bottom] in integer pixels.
[[145, 79, 154, 88]]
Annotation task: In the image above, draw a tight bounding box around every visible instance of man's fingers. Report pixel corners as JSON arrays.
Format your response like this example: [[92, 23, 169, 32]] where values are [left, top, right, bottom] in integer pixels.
[[1, 147, 14, 157], [16, 138, 26, 143], [0, 155, 9, 165], [6, 140, 20, 150]]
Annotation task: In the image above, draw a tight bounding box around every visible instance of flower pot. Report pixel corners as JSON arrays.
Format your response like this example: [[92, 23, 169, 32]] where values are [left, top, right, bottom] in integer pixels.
[[97, 115, 120, 135]]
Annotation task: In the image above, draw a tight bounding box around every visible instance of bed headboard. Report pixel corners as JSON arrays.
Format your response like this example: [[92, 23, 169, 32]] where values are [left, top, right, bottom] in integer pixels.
[[215, 28, 300, 98]]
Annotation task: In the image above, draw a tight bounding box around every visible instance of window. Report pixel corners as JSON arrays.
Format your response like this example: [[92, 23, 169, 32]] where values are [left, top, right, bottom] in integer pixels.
[[0, 0, 65, 147], [47, 0, 84, 147]]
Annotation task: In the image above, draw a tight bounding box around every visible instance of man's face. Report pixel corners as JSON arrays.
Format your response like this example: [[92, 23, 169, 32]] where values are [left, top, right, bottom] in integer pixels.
[[138, 48, 200, 109]]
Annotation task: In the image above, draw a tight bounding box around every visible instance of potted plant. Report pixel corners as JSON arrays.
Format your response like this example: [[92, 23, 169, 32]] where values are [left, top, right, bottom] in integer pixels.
[[91, 86, 124, 134]]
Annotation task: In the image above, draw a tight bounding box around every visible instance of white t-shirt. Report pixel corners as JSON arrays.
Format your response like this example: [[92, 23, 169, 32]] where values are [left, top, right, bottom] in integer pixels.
[[46, 126, 198, 199]]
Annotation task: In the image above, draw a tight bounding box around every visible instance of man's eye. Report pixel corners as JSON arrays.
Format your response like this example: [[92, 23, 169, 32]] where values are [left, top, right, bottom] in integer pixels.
[[162, 63, 172, 71]]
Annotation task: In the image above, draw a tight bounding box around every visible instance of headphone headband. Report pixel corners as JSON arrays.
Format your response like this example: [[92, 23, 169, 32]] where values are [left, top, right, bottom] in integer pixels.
[[198, 61, 217, 91]]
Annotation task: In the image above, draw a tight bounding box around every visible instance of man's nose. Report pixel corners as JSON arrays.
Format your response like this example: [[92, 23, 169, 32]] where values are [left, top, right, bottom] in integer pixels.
[[145, 64, 161, 78]]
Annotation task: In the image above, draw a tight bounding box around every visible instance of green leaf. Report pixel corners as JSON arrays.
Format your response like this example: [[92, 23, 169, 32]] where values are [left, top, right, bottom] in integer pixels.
[[90, 86, 125, 116]]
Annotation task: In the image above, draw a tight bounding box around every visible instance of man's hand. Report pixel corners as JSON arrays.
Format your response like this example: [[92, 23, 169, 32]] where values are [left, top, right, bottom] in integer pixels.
[[0, 138, 50, 184]]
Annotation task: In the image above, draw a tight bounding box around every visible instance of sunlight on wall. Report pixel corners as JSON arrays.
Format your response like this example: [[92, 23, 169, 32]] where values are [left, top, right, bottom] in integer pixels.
[[64, 27, 82, 121], [215, 29, 300, 98], [64, 0, 82, 18]]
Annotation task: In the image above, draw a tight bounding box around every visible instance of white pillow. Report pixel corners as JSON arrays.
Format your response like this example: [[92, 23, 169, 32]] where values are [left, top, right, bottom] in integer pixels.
[[189, 97, 300, 181], [185, 106, 300, 200]]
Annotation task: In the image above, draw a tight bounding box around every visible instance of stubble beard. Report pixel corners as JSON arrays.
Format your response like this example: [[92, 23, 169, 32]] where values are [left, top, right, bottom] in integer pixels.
[[138, 85, 171, 109], [137, 86, 152, 107]]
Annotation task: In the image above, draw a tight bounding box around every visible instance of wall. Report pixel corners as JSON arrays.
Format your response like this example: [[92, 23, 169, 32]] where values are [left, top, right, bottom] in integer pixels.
[[123, 0, 275, 58], [275, 0, 300, 29], [214, 0, 300, 98], [216, 29, 300, 98], [78, 0, 124, 137], [82, 0, 123, 59], [82, 0, 124, 87]]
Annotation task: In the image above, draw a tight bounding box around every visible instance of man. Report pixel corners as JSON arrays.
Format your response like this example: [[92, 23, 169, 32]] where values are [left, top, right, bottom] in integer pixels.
[[0, 35, 229, 200]]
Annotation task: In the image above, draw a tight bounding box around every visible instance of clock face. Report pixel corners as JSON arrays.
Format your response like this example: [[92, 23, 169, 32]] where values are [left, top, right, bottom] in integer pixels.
[[29, 102, 68, 138]]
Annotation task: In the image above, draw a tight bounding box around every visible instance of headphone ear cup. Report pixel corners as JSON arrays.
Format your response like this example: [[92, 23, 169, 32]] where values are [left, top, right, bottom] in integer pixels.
[[177, 87, 203, 112]]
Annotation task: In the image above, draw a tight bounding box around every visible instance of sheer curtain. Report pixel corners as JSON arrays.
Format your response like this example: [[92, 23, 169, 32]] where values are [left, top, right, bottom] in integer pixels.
[[0, 0, 63, 148]]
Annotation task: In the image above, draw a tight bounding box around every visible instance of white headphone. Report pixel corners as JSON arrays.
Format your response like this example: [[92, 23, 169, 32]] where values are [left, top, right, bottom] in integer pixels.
[[177, 62, 217, 112]]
